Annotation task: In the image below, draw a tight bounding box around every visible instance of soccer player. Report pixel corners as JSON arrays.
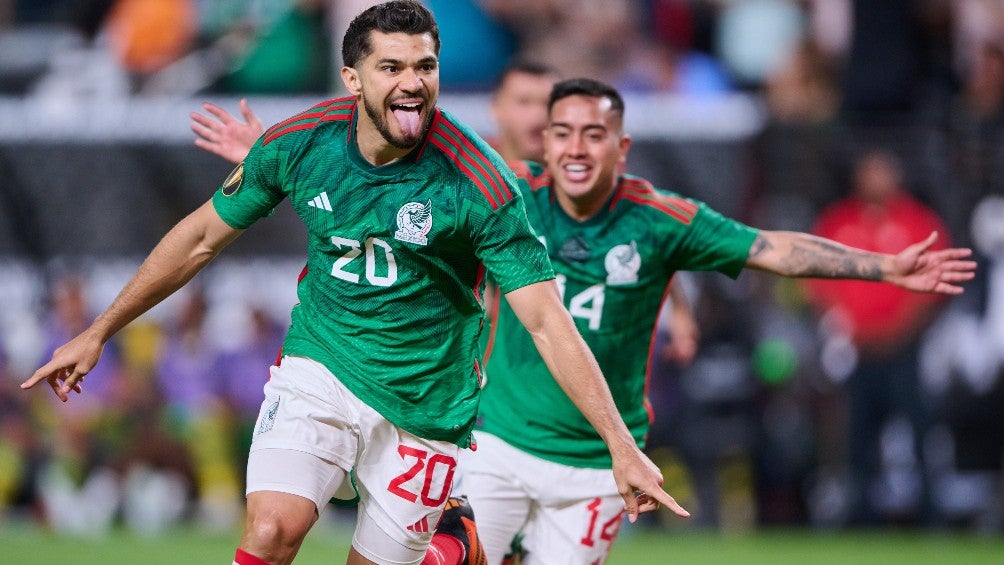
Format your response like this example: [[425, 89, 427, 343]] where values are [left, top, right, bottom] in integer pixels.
[[487, 60, 558, 163], [21, 4, 686, 565], [459, 78, 978, 564]]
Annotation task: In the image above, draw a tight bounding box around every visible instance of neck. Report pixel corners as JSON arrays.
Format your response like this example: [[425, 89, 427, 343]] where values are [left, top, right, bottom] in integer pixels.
[[556, 179, 617, 222], [355, 127, 412, 166]]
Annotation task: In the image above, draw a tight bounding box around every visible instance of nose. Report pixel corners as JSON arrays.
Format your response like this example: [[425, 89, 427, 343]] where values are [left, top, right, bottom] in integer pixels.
[[399, 68, 423, 93], [566, 134, 587, 156]]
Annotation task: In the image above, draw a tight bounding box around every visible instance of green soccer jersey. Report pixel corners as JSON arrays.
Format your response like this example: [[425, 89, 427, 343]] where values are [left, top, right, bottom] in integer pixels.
[[478, 161, 759, 467], [212, 98, 553, 446]]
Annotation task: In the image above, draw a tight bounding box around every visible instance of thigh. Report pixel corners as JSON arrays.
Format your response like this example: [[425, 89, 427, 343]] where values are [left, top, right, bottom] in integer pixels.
[[246, 448, 347, 511], [250, 356, 360, 472], [456, 436, 535, 564], [351, 402, 462, 563], [524, 492, 625, 565]]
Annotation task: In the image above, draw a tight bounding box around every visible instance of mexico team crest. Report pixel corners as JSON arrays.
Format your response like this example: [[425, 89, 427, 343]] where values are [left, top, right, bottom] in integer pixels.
[[394, 200, 433, 245], [605, 241, 641, 285]]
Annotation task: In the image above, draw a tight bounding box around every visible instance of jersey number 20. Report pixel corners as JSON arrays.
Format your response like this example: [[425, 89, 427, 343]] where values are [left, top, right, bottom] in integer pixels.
[[330, 235, 398, 287]]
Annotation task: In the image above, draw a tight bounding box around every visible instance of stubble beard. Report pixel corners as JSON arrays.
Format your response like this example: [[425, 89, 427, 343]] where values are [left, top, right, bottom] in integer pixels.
[[363, 96, 433, 149]]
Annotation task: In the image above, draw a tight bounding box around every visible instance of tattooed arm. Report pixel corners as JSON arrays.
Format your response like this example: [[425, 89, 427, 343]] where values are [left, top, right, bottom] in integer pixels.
[[744, 230, 977, 295]]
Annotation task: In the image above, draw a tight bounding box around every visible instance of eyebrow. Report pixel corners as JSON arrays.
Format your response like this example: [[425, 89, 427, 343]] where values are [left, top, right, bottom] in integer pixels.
[[376, 56, 438, 66], [549, 122, 607, 132]]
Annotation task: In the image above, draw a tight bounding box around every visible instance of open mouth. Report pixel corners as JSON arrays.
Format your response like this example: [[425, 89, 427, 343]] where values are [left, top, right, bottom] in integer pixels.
[[563, 163, 590, 182], [391, 102, 424, 138]]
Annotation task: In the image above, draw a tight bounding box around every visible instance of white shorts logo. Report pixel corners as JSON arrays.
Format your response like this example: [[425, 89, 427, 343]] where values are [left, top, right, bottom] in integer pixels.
[[394, 200, 433, 246], [257, 397, 280, 435], [605, 241, 641, 285]]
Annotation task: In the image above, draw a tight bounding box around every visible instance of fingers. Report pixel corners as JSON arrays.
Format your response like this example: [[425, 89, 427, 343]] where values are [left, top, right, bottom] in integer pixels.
[[203, 102, 235, 124], [190, 118, 217, 143], [643, 486, 690, 518], [21, 359, 64, 390], [238, 98, 262, 130], [23, 361, 86, 403]]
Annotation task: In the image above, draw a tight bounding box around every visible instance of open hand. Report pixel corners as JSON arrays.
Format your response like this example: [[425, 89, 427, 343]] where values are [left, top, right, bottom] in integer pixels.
[[190, 98, 264, 165]]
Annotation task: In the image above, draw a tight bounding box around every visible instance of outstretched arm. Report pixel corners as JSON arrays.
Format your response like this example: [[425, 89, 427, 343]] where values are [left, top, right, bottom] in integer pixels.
[[190, 98, 264, 165], [504, 280, 690, 522], [744, 230, 976, 293], [22, 201, 243, 401]]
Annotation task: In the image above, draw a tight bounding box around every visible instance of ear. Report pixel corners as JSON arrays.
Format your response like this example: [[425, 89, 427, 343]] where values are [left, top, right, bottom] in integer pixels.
[[341, 66, 361, 96], [618, 133, 632, 164]]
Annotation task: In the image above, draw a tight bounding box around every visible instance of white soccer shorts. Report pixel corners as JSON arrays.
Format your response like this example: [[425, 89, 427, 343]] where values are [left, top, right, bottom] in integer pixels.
[[456, 431, 625, 565], [247, 355, 462, 564]]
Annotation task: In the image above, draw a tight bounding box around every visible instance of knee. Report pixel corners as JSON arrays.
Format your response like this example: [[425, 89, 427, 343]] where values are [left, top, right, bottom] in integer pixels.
[[242, 507, 314, 561]]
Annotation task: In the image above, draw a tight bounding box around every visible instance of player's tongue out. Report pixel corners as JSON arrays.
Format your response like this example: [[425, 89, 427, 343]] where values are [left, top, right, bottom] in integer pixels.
[[392, 103, 423, 138]]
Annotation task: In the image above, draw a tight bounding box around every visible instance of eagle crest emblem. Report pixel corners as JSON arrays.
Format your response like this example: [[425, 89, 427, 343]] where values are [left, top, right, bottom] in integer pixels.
[[605, 241, 641, 285], [394, 200, 433, 245]]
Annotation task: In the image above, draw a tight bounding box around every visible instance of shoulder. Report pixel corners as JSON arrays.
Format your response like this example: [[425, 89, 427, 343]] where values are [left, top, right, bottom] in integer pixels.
[[261, 96, 356, 148], [507, 160, 551, 192], [611, 175, 700, 225], [422, 109, 517, 210]]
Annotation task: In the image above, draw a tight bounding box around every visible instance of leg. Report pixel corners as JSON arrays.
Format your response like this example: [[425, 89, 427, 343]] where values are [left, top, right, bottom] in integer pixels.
[[458, 471, 531, 564], [239, 448, 350, 565], [523, 492, 624, 565], [239, 491, 319, 565]]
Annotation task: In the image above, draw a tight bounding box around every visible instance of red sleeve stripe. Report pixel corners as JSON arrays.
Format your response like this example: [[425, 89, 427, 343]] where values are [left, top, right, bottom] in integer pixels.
[[620, 178, 699, 216], [262, 98, 355, 146], [430, 114, 512, 206], [614, 185, 697, 224], [430, 136, 500, 209], [264, 96, 354, 137]]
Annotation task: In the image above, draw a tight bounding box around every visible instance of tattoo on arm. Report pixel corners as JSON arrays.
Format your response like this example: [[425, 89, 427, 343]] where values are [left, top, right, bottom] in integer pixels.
[[785, 237, 883, 280]]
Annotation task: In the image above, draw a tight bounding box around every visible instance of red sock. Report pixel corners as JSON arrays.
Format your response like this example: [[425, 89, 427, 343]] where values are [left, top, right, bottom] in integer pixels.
[[422, 533, 465, 565], [234, 548, 271, 565]]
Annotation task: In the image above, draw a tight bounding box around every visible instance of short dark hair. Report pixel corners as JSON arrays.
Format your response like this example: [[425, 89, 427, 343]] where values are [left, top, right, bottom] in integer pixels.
[[342, 1, 440, 68], [494, 59, 559, 91], [547, 78, 625, 117]]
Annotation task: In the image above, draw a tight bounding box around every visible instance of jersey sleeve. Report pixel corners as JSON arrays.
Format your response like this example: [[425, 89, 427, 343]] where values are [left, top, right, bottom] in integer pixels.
[[212, 139, 286, 230], [670, 203, 759, 278], [469, 177, 554, 294]]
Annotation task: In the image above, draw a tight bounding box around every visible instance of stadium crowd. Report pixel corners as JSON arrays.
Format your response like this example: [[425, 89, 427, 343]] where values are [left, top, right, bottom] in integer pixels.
[[0, 0, 1003, 540]]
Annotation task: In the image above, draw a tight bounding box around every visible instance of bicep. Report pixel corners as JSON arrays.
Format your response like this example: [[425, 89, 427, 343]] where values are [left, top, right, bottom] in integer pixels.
[[503, 279, 567, 335], [183, 200, 244, 255]]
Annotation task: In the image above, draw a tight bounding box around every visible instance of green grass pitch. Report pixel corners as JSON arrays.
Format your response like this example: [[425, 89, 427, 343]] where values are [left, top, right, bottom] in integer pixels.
[[3, 523, 1003, 564]]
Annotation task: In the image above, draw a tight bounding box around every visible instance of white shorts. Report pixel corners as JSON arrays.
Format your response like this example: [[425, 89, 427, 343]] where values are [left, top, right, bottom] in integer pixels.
[[247, 356, 462, 564], [456, 432, 625, 565]]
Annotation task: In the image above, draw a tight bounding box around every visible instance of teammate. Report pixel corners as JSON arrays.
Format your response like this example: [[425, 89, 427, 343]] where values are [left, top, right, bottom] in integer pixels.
[[460, 78, 978, 564], [21, 5, 686, 565], [487, 60, 558, 162]]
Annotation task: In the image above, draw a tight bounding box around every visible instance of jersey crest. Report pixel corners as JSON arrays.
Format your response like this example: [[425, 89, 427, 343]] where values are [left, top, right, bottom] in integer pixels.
[[604, 241, 641, 285], [394, 200, 433, 245]]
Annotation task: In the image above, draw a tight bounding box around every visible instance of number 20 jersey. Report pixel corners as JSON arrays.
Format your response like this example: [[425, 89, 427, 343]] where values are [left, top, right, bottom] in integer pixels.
[[212, 98, 553, 446], [479, 161, 759, 468]]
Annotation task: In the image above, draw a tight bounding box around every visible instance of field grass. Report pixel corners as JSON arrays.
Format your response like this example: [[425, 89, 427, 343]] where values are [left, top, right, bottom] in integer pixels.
[[3, 522, 1004, 565]]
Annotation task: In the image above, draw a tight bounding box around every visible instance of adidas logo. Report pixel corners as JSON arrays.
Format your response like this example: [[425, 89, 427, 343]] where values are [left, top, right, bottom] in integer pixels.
[[407, 516, 431, 533], [307, 192, 332, 211]]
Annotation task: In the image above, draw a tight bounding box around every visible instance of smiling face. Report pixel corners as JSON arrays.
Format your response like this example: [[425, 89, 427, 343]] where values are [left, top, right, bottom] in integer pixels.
[[342, 30, 439, 161], [544, 94, 631, 220]]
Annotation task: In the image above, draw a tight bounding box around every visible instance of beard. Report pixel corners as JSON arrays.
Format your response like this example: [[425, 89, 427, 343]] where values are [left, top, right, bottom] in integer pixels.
[[363, 96, 433, 149]]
